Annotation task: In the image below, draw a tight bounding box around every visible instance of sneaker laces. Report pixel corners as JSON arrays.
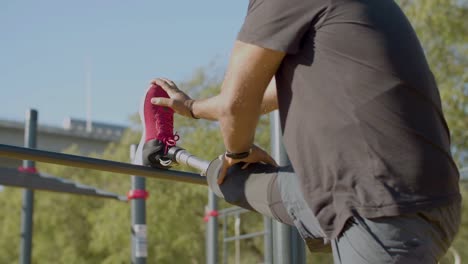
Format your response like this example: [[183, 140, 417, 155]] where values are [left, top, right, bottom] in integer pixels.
[[151, 84, 180, 165], [158, 133, 179, 167]]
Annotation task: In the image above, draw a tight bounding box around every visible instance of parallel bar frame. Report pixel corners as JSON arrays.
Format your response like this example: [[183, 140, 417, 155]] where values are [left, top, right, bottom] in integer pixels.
[[0, 144, 206, 185], [223, 231, 266, 243], [0, 168, 126, 200]]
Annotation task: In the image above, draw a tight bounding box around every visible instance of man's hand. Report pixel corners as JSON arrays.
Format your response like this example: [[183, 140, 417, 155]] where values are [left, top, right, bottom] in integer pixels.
[[217, 145, 278, 184], [150, 78, 196, 118]]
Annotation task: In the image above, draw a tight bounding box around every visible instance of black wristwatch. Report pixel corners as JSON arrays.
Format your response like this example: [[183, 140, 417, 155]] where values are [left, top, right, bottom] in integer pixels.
[[225, 149, 251, 159]]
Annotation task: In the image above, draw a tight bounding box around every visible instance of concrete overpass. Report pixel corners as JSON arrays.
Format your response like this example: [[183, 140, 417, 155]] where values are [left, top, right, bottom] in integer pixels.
[[0, 117, 126, 168]]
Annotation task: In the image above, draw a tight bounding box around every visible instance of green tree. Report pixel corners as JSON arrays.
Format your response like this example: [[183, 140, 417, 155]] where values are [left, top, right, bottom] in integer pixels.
[[397, 0, 468, 166], [395, 0, 468, 262]]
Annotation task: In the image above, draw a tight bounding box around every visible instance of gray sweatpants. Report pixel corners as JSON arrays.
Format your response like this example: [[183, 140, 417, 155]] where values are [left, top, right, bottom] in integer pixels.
[[206, 159, 461, 264]]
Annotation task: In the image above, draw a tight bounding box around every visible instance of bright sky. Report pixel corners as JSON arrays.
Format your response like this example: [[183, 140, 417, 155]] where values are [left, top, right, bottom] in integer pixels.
[[0, 1, 247, 127]]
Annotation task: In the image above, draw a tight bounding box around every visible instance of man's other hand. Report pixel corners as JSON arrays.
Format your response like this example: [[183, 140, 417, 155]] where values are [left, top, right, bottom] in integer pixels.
[[217, 145, 278, 184]]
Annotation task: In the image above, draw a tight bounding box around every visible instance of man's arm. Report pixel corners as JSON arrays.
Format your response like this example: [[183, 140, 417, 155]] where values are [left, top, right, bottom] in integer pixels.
[[191, 41, 285, 153], [151, 52, 279, 122], [181, 75, 278, 121], [261, 78, 279, 115]]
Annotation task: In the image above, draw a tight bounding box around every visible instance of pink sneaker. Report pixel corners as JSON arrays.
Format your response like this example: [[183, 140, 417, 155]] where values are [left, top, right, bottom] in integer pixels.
[[135, 84, 179, 168]]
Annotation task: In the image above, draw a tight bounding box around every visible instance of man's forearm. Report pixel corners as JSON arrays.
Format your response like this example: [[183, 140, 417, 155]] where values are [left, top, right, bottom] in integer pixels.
[[217, 70, 264, 153], [189, 95, 223, 121], [189, 80, 278, 153], [191, 76, 264, 153], [191, 78, 278, 120], [191, 41, 284, 153], [261, 78, 278, 114]]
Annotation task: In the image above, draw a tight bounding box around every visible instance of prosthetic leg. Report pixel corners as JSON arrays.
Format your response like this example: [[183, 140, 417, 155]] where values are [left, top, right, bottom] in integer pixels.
[[150, 145, 330, 252], [205, 158, 331, 252]]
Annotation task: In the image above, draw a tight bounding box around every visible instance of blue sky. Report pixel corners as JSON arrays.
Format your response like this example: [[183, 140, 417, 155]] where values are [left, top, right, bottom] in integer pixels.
[[0, 1, 247, 126]]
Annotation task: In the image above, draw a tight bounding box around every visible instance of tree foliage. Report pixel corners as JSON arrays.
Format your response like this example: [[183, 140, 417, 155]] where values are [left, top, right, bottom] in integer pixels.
[[395, 1, 468, 261], [397, 0, 468, 166]]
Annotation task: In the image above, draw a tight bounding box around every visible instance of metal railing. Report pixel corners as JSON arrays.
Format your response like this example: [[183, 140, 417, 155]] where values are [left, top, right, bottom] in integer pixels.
[[219, 207, 271, 264], [0, 144, 207, 185]]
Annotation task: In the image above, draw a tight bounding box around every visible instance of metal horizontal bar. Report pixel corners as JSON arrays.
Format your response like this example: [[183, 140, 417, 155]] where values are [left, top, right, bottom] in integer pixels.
[[218, 206, 250, 217], [0, 144, 207, 186], [0, 167, 126, 201], [223, 231, 266, 242]]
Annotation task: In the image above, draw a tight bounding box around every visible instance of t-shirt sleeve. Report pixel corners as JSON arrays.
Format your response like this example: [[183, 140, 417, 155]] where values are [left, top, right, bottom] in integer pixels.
[[237, 0, 326, 54]]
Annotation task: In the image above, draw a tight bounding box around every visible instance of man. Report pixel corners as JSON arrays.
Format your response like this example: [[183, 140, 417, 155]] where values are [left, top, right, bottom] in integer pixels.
[[145, 0, 461, 262]]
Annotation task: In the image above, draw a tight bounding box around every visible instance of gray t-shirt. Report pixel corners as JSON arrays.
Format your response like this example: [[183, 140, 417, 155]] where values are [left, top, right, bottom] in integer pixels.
[[238, 0, 461, 239]]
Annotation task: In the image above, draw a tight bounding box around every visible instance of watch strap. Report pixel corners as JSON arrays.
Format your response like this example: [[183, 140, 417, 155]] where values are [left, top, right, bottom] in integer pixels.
[[225, 149, 251, 159]]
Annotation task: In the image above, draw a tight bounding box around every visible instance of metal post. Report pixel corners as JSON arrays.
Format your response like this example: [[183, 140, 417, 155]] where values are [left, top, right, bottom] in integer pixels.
[[263, 216, 273, 264], [20, 109, 38, 264], [130, 145, 147, 264], [222, 214, 228, 264], [291, 230, 306, 264], [234, 212, 240, 264], [206, 190, 218, 264], [270, 111, 306, 264]]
